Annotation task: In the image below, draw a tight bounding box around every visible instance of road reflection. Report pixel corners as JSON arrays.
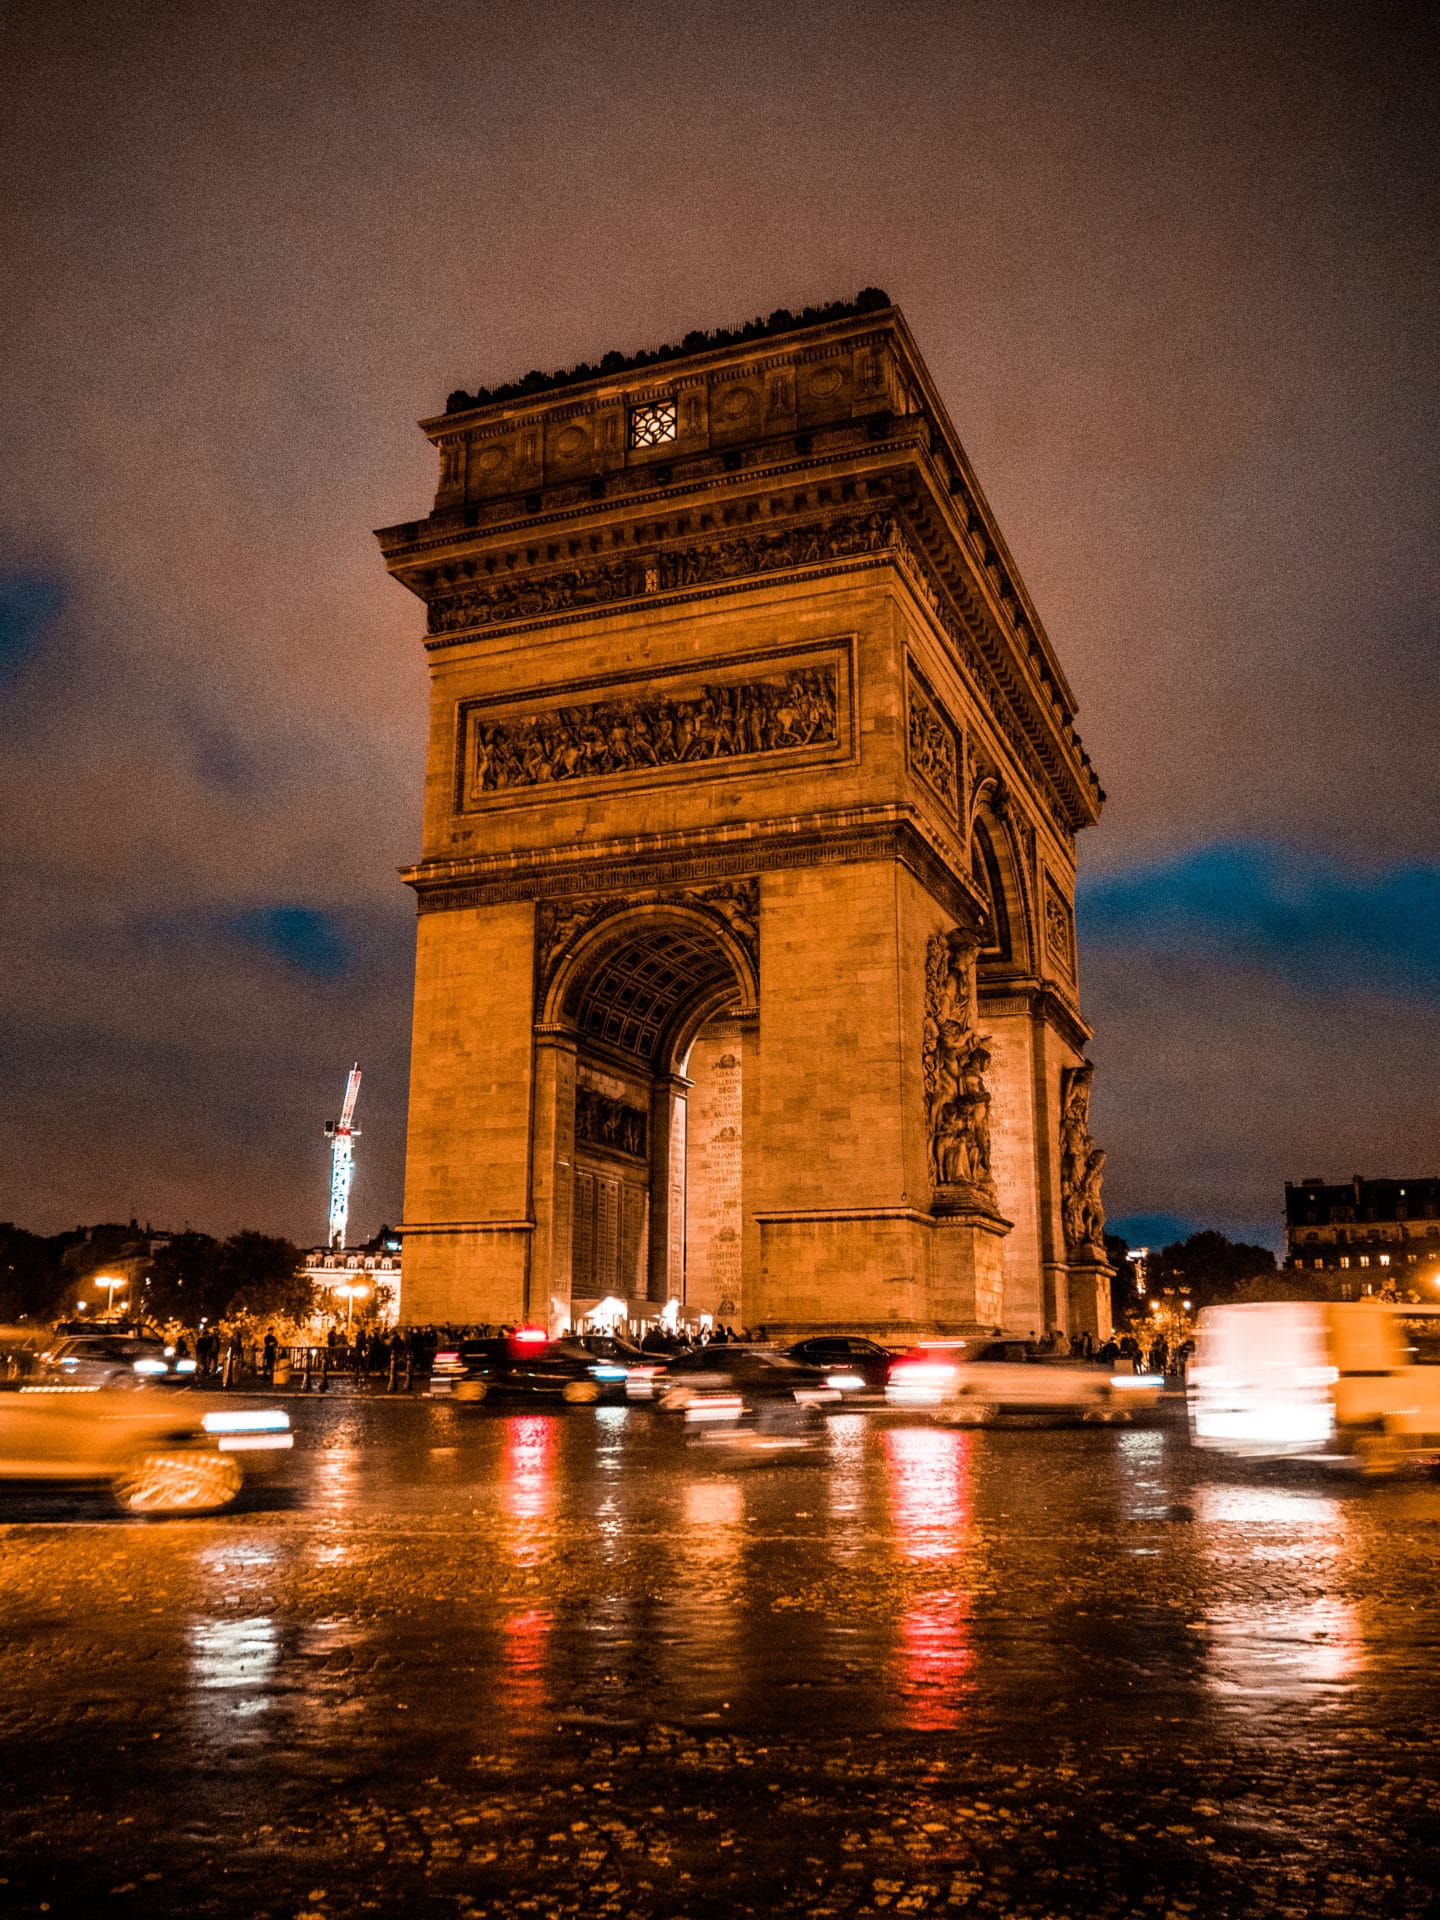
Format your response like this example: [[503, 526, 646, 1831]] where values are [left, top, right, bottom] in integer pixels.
[[884, 1424, 974, 1729], [1196, 1477, 1361, 1711]]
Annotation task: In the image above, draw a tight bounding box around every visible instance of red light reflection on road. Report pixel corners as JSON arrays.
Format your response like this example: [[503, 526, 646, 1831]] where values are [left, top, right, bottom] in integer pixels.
[[498, 1605, 552, 1725], [501, 1414, 555, 1569], [883, 1424, 971, 1560], [897, 1589, 971, 1730], [884, 1425, 973, 1729]]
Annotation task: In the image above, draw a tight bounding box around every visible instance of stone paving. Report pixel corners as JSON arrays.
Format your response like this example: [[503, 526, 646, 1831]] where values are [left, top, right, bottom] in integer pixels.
[[2, 1396, 1439, 1917]]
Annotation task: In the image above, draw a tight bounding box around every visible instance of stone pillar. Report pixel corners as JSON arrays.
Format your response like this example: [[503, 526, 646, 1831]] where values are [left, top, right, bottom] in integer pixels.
[[528, 1031, 577, 1334], [927, 1201, 1011, 1330], [648, 1074, 689, 1306], [1067, 1260, 1114, 1341], [400, 900, 537, 1326]]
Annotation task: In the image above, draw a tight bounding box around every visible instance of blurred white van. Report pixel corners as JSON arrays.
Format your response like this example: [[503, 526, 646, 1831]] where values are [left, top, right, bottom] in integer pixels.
[[1188, 1300, 1440, 1469]]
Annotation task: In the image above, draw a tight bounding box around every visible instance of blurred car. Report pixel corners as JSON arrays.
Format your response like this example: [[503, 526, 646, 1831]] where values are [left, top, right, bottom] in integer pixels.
[[886, 1336, 1153, 1423], [37, 1332, 199, 1389], [428, 1328, 606, 1405], [0, 1388, 291, 1513], [784, 1335, 897, 1399], [653, 1346, 840, 1454], [571, 1332, 651, 1399]]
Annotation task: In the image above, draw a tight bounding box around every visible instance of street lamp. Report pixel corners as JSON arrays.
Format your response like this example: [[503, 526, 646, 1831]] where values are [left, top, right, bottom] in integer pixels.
[[94, 1274, 125, 1317], [335, 1282, 370, 1332]]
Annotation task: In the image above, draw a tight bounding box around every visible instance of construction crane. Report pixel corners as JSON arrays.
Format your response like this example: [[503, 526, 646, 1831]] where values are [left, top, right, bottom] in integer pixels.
[[324, 1063, 362, 1250]]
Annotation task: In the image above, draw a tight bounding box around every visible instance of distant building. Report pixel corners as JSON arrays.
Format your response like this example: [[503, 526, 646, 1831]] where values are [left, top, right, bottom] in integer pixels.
[[301, 1227, 402, 1323], [1285, 1177, 1440, 1284]]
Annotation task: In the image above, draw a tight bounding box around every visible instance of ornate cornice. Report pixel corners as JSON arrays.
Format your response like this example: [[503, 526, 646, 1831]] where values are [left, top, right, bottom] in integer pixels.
[[403, 805, 985, 926]]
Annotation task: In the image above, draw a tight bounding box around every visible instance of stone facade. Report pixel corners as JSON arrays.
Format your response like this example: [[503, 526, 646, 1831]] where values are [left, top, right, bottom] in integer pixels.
[[378, 296, 1110, 1338]]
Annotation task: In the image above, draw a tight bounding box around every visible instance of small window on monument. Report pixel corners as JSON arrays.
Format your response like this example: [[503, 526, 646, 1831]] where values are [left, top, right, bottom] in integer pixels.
[[629, 399, 677, 449]]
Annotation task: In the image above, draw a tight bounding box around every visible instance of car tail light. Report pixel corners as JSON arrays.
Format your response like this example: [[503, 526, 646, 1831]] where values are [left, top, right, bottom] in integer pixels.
[[510, 1326, 548, 1347]]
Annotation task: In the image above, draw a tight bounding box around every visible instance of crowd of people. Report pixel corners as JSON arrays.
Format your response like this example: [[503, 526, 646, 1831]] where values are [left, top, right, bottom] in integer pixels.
[[150, 1316, 1191, 1388]]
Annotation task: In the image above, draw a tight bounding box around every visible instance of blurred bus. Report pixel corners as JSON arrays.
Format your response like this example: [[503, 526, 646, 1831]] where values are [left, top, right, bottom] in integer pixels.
[[1188, 1300, 1440, 1471]]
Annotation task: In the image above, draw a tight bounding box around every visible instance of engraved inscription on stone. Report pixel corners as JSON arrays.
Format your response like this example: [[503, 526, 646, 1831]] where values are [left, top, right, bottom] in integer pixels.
[[465, 661, 839, 800]]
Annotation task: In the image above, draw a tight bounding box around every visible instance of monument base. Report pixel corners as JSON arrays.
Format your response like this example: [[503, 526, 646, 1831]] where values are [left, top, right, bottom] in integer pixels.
[[927, 1196, 1010, 1332], [1065, 1257, 1114, 1341]]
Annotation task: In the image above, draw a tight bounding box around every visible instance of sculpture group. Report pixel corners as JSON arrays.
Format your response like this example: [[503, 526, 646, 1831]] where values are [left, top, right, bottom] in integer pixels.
[[1060, 1061, 1106, 1258], [471, 666, 838, 794], [576, 1088, 647, 1160], [923, 928, 998, 1209]]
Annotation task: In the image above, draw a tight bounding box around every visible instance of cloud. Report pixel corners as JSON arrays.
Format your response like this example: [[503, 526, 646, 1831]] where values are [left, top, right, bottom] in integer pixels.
[[226, 905, 353, 979], [1077, 841, 1440, 999], [1107, 1212, 1202, 1250], [0, 574, 63, 688]]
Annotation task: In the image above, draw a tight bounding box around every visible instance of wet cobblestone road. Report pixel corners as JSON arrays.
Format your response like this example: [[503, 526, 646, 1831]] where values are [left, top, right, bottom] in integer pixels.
[[3, 1395, 1440, 1917]]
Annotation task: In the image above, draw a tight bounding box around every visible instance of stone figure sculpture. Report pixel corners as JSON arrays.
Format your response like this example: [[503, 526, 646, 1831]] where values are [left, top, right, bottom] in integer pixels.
[[923, 928, 998, 1209], [1059, 1061, 1106, 1259]]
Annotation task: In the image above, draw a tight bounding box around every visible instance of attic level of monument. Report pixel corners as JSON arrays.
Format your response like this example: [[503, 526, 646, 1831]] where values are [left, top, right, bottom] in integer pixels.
[[381, 298, 1111, 1343], [376, 299, 1102, 839]]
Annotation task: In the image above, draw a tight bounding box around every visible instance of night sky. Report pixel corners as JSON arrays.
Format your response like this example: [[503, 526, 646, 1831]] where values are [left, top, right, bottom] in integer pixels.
[[3, 1, 1436, 1252]]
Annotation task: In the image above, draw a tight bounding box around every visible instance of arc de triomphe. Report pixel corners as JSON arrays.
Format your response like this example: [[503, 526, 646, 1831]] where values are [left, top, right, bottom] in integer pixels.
[[377, 293, 1112, 1339]]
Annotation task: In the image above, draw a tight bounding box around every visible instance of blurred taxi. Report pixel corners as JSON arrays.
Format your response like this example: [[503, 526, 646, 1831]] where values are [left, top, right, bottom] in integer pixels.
[[0, 1389, 291, 1513], [886, 1336, 1158, 1424]]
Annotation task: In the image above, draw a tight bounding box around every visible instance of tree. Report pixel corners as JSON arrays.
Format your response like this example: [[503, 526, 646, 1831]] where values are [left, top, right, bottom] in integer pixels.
[[218, 1232, 313, 1325], [1153, 1230, 1276, 1310], [0, 1223, 66, 1321], [147, 1231, 226, 1324]]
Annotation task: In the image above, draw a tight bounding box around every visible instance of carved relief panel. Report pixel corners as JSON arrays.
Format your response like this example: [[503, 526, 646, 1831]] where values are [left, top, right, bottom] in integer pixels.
[[905, 659, 961, 820], [1043, 874, 1077, 983], [458, 643, 851, 810]]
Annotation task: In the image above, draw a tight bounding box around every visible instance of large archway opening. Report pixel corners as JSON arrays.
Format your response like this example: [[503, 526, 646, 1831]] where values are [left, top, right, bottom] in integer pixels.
[[544, 906, 755, 1335]]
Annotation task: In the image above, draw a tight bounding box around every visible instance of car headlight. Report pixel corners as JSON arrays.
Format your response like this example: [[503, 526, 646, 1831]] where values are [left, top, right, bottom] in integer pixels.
[[133, 1359, 169, 1375]]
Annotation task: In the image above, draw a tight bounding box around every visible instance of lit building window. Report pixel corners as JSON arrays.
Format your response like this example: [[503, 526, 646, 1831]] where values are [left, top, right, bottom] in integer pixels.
[[1379, 1254, 1391, 1266], [1340, 1256, 1351, 1269], [1359, 1255, 1371, 1268], [629, 399, 677, 449]]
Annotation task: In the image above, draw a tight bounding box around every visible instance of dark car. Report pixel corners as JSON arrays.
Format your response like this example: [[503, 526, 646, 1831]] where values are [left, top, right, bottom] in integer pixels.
[[572, 1332, 650, 1397], [783, 1335, 897, 1398], [429, 1329, 606, 1406], [38, 1332, 199, 1389]]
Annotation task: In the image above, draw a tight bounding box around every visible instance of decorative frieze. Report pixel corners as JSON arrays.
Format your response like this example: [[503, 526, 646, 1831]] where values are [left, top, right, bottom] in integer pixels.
[[906, 662, 960, 816], [575, 1087, 648, 1161], [469, 664, 837, 797], [426, 510, 897, 638]]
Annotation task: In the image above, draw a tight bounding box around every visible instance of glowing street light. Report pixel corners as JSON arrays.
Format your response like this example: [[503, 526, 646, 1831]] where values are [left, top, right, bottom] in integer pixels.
[[335, 1281, 370, 1332], [93, 1274, 125, 1315]]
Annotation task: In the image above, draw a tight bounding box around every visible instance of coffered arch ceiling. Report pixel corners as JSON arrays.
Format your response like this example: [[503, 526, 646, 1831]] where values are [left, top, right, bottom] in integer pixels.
[[555, 911, 752, 1070]]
